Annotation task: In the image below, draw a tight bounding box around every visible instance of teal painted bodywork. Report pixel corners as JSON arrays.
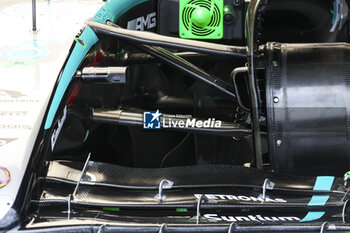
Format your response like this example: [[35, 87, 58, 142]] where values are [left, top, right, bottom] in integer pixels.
[[44, 26, 98, 129], [299, 176, 335, 222], [93, 0, 148, 24], [44, 0, 148, 129]]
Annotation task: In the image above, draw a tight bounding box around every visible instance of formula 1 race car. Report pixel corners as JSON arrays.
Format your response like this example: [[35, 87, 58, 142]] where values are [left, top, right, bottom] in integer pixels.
[[2, 0, 350, 232]]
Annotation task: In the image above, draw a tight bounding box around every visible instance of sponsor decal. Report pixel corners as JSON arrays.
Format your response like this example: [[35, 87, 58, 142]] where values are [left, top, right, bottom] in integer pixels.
[[127, 12, 156, 31], [163, 117, 222, 129], [143, 110, 222, 130], [0, 138, 18, 147], [204, 214, 300, 222], [143, 110, 161, 129], [0, 90, 27, 99], [194, 194, 287, 203], [51, 106, 67, 151], [0, 167, 10, 189], [0, 111, 27, 116], [0, 99, 39, 103], [0, 90, 39, 103], [0, 125, 31, 130]]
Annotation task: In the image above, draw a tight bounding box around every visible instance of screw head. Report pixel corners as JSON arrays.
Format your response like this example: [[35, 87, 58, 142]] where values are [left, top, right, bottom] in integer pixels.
[[273, 97, 279, 103], [233, 0, 241, 6], [276, 140, 282, 146], [272, 61, 279, 67]]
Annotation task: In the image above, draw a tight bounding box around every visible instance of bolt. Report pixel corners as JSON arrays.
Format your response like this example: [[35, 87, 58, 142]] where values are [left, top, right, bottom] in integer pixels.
[[233, 0, 241, 6], [273, 97, 279, 103], [272, 61, 279, 67], [276, 140, 282, 146]]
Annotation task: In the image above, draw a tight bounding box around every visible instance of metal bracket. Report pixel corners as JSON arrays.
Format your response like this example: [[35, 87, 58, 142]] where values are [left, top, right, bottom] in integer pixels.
[[73, 153, 91, 197], [330, 0, 349, 32], [159, 224, 166, 233], [196, 194, 207, 224], [97, 224, 106, 233], [320, 221, 328, 233], [231, 66, 250, 112], [67, 194, 72, 219], [342, 190, 350, 202], [67, 153, 91, 219], [342, 199, 349, 223], [260, 178, 275, 203], [155, 179, 174, 202], [228, 222, 237, 233]]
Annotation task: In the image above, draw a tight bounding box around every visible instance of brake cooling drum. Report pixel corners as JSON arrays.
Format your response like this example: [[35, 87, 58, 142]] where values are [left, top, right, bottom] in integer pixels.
[[266, 43, 350, 176]]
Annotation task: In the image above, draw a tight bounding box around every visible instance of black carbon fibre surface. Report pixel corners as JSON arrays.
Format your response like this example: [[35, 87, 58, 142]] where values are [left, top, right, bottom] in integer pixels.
[[29, 208, 341, 225], [28, 204, 347, 228], [38, 180, 344, 211], [46, 160, 344, 192], [32, 161, 350, 230]]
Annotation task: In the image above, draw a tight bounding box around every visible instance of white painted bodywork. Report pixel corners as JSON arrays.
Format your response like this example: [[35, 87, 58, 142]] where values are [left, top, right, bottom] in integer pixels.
[[0, 0, 102, 220]]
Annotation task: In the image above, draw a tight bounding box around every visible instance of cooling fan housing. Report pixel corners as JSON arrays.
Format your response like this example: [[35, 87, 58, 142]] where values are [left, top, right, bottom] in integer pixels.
[[179, 0, 224, 39]]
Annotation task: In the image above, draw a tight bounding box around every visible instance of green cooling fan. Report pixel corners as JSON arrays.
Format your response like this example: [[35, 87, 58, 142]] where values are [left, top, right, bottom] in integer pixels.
[[179, 0, 224, 39]]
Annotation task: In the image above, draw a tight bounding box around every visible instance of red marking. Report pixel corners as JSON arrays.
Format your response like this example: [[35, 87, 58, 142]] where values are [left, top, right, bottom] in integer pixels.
[[88, 51, 103, 67], [67, 51, 103, 106], [67, 81, 81, 106]]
